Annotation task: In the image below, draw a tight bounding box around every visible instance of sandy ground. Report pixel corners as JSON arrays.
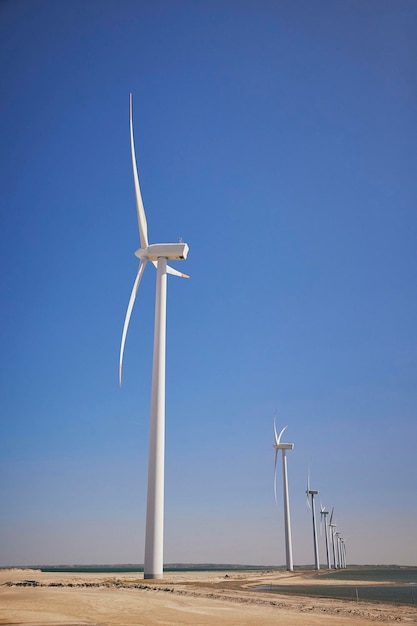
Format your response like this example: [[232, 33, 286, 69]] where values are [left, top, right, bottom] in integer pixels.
[[1, 568, 416, 626]]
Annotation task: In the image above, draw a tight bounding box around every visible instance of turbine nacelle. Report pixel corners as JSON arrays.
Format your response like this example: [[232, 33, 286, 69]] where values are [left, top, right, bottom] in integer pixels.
[[273, 442, 294, 451], [135, 242, 189, 261]]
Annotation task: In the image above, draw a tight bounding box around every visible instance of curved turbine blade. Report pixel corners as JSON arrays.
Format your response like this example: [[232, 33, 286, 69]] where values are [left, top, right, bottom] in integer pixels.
[[151, 260, 189, 278], [306, 467, 311, 509], [119, 260, 148, 386], [329, 507, 334, 524], [274, 417, 287, 447], [130, 94, 149, 250], [167, 265, 190, 278], [273, 448, 279, 504], [273, 416, 279, 446], [277, 425, 288, 446]]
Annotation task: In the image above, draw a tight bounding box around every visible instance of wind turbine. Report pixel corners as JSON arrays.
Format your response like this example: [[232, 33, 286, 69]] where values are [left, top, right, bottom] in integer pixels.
[[339, 536, 345, 569], [328, 508, 338, 568], [306, 470, 320, 570], [336, 532, 342, 569], [336, 532, 346, 569], [119, 94, 189, 580], [341, 537, 347, 569], [273, 421, 294, 571], [320, 504, 331, 569]]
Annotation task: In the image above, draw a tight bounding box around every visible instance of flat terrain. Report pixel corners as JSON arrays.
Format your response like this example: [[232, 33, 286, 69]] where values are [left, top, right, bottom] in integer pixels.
[[1, 568, 416, 625]]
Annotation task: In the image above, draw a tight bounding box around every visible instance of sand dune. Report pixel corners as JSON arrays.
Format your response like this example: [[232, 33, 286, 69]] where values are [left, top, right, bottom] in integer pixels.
[[1, 568, 415, 625]]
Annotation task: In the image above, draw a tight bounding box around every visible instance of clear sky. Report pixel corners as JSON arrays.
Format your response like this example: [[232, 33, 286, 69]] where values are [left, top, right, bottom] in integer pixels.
[[1, 0, 416, 568]]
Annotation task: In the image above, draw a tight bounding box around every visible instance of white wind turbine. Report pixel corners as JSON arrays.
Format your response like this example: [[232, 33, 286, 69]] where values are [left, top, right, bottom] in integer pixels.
[[119, 94, 189, 580], [273, 421, 294, 571], [335, 532, 346, 569], [328, 508, 338, 568], [339, 536, 345, 569], [336, 532, 342, 569], [341, 537, 347, 569], [320, 504, 331, 569], [306, 470, 320, 570]]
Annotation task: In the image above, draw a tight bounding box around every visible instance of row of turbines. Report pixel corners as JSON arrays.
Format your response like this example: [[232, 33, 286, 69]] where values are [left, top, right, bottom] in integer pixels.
[[119, 94, 345, 580], [273, 422, 347, 571]]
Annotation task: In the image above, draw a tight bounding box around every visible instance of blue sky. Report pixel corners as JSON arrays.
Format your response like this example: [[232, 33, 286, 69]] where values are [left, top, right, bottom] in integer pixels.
[[1, 0, 416, 567]]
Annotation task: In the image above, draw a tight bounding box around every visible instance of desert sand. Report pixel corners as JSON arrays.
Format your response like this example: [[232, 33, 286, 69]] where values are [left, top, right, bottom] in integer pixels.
[[1, 568, 416, 626]]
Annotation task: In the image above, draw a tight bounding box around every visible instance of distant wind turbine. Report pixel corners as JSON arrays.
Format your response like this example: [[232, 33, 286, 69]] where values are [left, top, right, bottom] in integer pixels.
[[273, 420, 294, 571], [306, 470, 320, 570], [336, 532, 342, 569], [119, 94, 189, 580], [341, 537, 347, 569], [336, 532, 346, 569], [320, 504, 331, 569], [328, 508, 338, 568]]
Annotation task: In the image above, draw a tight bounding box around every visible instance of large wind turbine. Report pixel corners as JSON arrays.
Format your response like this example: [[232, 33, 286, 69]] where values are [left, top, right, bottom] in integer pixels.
[[306, 471, 320, 570], [273, 421, 294, 571], [119, 94, 189, 580]]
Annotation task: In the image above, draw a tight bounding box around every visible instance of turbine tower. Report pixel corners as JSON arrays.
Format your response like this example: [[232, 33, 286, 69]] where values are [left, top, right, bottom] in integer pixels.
[[320, 504, 331, 569], [306, 471, 320, 570], [119, 94, 189, 579], [273, 421, 294, 571]]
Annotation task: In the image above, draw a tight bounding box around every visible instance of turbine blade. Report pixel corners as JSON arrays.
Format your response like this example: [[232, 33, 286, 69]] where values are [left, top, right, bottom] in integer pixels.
[[274, 449, 279, 504], [330, 507, 334, 524], [119, 260, 148, 386], [130, 94, 149, 249], [167, 264, 190, 278], [306, 468, 311, 509], [150, 260, 189, 278], [277, 425, 288, 447], [273, 416, 279, 446]]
